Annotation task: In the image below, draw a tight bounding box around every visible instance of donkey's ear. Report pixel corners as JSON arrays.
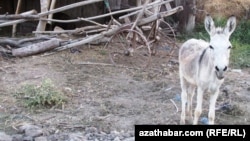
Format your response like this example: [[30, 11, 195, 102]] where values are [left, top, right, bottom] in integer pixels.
[[224, 15, 236, 36], [204, 15, 215, 35]]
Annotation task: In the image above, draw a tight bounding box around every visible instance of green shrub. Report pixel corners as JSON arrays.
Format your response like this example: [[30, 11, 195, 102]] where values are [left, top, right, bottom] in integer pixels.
[[231, 19, 250, 44], [230, 19, 250, 68], [230, 41, 250, 68], [18, 79, 67, 109]]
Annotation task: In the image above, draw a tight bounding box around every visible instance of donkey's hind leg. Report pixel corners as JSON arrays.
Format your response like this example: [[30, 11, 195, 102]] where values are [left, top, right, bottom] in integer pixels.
[[180, 76, 188, 124], [187, 85, 196, 121]]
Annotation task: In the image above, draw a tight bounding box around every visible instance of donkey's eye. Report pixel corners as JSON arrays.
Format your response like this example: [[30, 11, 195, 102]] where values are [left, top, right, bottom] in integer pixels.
[[228, 46, 232, 49], [209, 45, 214, 49]]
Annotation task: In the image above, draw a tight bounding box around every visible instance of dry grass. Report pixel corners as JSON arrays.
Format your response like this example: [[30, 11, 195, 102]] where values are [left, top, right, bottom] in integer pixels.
[[196, 0, 250, 22]]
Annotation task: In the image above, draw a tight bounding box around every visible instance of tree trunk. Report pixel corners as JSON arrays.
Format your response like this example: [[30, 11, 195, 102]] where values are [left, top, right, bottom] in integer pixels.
[[175, 0, 196, 33]]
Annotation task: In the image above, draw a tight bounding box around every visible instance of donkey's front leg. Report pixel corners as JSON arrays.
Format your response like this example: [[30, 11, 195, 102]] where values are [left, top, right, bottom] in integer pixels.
[[193, 87, 204, 124], [208, 89, 220, 124]]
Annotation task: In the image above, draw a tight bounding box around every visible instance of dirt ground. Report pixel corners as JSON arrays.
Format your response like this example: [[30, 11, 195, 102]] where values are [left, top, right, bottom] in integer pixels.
[[0, 40, 250, 137]]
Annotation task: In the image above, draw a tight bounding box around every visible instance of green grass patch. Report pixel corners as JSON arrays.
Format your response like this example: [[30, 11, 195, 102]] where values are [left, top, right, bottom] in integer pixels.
[[16, 79, 67, 109], [230, 41, 250, 68], [178, 17, 250, 68]]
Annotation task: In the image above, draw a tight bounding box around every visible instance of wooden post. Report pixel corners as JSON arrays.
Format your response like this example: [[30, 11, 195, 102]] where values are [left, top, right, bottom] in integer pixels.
[[36, 0, 50, 36], [48, 0, 56, 25], [137, 0, 142, 6], [12, 0, 22, 37], [175, 0, 196, 33]]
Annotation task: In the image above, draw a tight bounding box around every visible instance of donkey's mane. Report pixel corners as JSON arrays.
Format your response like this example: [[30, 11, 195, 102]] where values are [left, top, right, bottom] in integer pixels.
[[215, 27, 224, 34], [198, 48, 207, 65]]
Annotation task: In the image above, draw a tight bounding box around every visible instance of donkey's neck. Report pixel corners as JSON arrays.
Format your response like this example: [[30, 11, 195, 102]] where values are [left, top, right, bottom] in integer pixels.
[[198, 47, 208, 65], [198, 47, 218, 83]]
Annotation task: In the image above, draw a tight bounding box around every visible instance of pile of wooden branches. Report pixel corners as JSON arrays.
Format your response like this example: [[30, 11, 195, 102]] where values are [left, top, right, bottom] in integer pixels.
[[0, 0, 183, 58]]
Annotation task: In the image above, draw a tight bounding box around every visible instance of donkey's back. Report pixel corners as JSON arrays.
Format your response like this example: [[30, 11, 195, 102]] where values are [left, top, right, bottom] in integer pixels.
[[179, 39, 209, 85]]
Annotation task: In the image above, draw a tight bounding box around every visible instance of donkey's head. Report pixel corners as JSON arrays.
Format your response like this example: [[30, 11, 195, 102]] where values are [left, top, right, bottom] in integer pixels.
[[204, 15, 236, 80]]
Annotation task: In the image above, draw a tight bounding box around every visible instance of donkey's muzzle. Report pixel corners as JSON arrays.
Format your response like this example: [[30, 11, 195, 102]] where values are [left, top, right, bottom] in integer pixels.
[[215, 66, 227, 80], [215, 72, 224, 80]]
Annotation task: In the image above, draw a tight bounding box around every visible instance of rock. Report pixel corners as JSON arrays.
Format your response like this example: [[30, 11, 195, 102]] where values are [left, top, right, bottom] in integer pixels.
[[35, 136, 48, 141], [122, 132, 131, 138], [19, 123, 43, 137], [23, 136, 33, 141], [12, 134, 23, 141], [174, 94, 181, 101], [47, 134, 66, 141], [68, 133, 85, 141], [0, 132, 12, 141], [0, 105, 5, 112], [114, 136, 121, 141], [231, 69, 242, 73], [123, 137, 135, 141], [247, 87, 250, 91], [25, 127, 43, 137], [200, 117, 209, 125], [19, 123, 37, 132], [85, 126, 98, 133]]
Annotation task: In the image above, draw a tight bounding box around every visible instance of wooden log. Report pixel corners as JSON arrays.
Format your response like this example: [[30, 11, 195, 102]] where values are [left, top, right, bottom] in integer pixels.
[[50, 25, 124, 53], [38, 0, 104, 17], [38, 17, 107, 28], [0, 39, 20, 48], [38, 0, 162, 24], [12, 38, 60, 57], [36, 0, 158, 22], [0, 0, 170, 28], [33, 25, 109, 34], [0, 10, 37, 28], [18, 35, 53, 45], [126, 0, 149, 39], [130, 0, 149, 30], [46, 7, 183, 54], [0, 15, 39, 20], [119, 0, 172, 20], [0, 36, 52, 48], [138, 6, 183, 26], [0, 46, 12, 54], [0, 0, 103, 28], [86, 0, 160, 21]]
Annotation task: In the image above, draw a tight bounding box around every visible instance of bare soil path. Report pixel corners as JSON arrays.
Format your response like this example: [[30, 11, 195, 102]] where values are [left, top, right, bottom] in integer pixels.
[[0, 43, 250, 140]]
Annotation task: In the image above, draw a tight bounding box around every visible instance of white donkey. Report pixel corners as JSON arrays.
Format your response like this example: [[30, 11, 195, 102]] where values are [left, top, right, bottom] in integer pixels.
[[179, 15, 236, 124]]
